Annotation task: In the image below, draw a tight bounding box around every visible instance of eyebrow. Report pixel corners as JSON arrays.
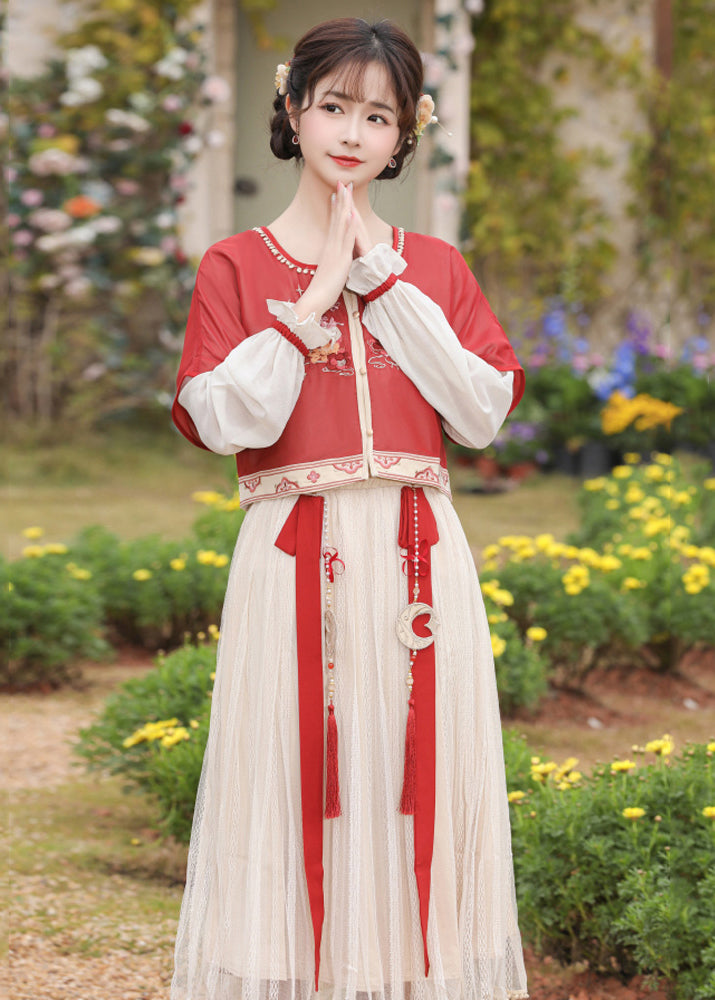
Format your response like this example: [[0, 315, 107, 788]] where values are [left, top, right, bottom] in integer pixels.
[[323, 90, 396, 116]]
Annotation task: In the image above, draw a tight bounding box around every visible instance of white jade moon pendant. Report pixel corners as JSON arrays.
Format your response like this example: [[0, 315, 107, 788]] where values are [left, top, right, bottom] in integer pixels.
[[396, 603, 439, 651]]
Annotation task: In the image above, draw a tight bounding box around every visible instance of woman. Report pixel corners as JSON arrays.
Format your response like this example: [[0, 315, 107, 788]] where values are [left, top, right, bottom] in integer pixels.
[[171, 17, 528, 1000]]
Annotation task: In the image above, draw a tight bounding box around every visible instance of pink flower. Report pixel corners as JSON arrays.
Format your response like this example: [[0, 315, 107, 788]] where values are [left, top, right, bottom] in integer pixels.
[[201, 76, 231, 103], [572, 355, 590, 373], [692, 353, 710, 372], [115, 178, 140, 196], [7, 213, 21, 228], [20, 189, 44, 207], [653, 343, 672, 360], [12, 229, 34, 246], [160, 235, 178, 254], [37, 123, 56, 138], [161, 95, 183, 112]]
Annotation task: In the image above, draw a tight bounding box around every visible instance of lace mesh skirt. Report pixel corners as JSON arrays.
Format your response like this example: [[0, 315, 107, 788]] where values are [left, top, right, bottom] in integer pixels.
[[171, 479, 528, 1000]]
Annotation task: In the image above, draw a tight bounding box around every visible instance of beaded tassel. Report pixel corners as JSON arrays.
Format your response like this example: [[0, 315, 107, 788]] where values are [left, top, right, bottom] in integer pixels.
[[399, 488, 421, 815], [323, 500, 342, 818]]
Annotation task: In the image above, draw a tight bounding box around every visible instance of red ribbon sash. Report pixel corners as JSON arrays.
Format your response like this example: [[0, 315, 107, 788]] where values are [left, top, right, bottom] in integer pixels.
[[398, 486, 439, 978], [275, 494, 325, 991]]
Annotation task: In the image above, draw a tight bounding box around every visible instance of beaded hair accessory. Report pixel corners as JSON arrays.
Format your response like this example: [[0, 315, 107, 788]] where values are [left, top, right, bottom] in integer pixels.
[[273, 60, 439, 143]]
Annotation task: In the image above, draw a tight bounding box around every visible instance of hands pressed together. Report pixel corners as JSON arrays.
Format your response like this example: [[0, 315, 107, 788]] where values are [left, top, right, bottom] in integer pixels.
[[293, 181, 376, 324]]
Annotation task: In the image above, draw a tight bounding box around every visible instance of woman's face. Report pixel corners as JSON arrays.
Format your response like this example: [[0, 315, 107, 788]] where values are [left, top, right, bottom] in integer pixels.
[[289, 61, 403, 191]]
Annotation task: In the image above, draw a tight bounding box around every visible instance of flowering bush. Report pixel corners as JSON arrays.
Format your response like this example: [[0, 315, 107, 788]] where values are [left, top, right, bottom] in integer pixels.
[[480, 453, 715, 679], [4, 0, 230, 426], [76, 641, 216, 841], [505, 733, 715, 997], [510, 302, 715, 464], [3, 487, 243, 686], [0, 543, 108, 688]]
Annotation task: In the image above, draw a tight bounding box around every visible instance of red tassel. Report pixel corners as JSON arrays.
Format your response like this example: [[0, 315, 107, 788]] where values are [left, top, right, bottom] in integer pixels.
[[399, 696, 417, 815], [325, 704, 341, 818]]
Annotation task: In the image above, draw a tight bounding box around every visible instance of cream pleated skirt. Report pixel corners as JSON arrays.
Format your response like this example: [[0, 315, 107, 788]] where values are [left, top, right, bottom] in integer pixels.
[[171, 479, 528, 1000]]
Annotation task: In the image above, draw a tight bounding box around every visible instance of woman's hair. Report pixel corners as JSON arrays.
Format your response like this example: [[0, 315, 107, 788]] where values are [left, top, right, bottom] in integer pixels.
[[269, 18, 424, 180]]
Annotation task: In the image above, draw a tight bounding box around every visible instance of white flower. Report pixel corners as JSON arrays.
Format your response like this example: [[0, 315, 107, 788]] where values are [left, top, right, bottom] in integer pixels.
[[205, 129, 225, 149], [60, 77, 104, 106], [36, 233, 65, 253], [28, 208, 72, 233], [154, 212, 175, 229], [91, 215, 123, 235], [128, 92, 154, 113], [414, 93, 438, 139], [64, 225, 96, 247], [105, 108, 151, 132], [66, 45, 108, 79], [201, 76, 231, 103], [182, 135, 203, 156], [464, 0, 484, 13], [64, 276, 93, 299], [154, 47, 189, 79], [107, 139, 132, 153]]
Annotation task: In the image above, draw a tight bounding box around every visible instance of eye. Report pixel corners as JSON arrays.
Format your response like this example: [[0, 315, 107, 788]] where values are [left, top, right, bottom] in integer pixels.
[[368, 113, 389, 125], [320, 103, 342, 114]]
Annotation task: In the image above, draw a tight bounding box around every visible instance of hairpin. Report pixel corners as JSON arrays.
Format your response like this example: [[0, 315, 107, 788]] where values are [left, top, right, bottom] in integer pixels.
[[275, 61, 290, 96]]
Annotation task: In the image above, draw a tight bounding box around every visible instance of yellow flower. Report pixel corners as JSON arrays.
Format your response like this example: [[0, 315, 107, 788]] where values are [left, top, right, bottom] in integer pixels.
[[170, 558, 186, 571], [22, 545, 46, 558], [605, 499, 619, 510], [22, 526, 44, 539], [133, 568, 152, 581], [645, 734, 674, 756], [535, 533, 555, 550], [161, 726, 190, 748], [705, 478, 715, 491], [707, 742, 715, 753], [531, 761, 557, 776], [213, 554, 229, 568], [623, 452, 641, 464], [482, 544, 501, 560], [191, 490, 225, 505], [625, 486, 645, 504], [197, 549, 218, 565], [645, 464, 665, 482], [43, 542, 68, 555], [653, 452, 673, 465], [491, 634, 506, 658], [507, 790, 526, 803], [189, 719, 200, 729], [622, 807, 645, 820], [584, 477, 607, 491], [67, 566, 92, 581], [622, 577, 645, 591], [488, 612, 507, 625], [703, 806, 715, 819], [556, 781, 572, 791], [208, 623, 220, 639], [611, 760, 637, 773], [130, 246, 166, 267], [526, 626, 547, 642], [130, 837, 141, 846], [612, 465, 632, 479]]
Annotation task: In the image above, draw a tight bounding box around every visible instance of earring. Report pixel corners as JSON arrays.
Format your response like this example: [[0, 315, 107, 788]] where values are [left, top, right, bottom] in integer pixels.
[[388, 156, 397, 169], [292, 134, 300, 145]]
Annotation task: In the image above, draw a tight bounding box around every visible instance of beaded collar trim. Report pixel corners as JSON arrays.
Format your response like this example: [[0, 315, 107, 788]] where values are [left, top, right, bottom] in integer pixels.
[[253, 226, 405, 275]]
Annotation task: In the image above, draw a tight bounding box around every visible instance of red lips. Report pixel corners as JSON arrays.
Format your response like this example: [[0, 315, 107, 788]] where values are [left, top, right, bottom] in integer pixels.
[[330, 155, 363, 167]]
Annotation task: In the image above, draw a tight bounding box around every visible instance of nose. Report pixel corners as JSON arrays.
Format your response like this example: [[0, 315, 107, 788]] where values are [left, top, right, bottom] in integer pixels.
[[340, 112, 361, 147]]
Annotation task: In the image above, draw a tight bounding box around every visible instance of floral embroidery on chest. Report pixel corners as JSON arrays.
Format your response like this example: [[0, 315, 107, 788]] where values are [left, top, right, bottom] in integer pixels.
[[365, 330, 400, 370], [305, 303, 354, 376]]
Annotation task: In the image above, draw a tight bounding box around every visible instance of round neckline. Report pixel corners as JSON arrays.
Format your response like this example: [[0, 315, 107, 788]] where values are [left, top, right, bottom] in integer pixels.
[[258, 224, 402, 269]]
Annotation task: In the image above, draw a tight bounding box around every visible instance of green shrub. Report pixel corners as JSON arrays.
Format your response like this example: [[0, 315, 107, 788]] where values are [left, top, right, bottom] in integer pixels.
[[76, 642, 216, 776], [507, 737, 715, 996], [1, 548, 107, 688], [479, 454, 715, 681]]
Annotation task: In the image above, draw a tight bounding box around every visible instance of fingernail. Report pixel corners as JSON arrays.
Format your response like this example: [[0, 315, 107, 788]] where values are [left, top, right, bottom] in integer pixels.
[[331, 193, 336, 203], [348, 182, 353, 191]]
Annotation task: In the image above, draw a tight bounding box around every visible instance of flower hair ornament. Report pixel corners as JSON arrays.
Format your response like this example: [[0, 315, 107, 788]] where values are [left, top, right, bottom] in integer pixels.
[[275, 61, 291, 96]]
